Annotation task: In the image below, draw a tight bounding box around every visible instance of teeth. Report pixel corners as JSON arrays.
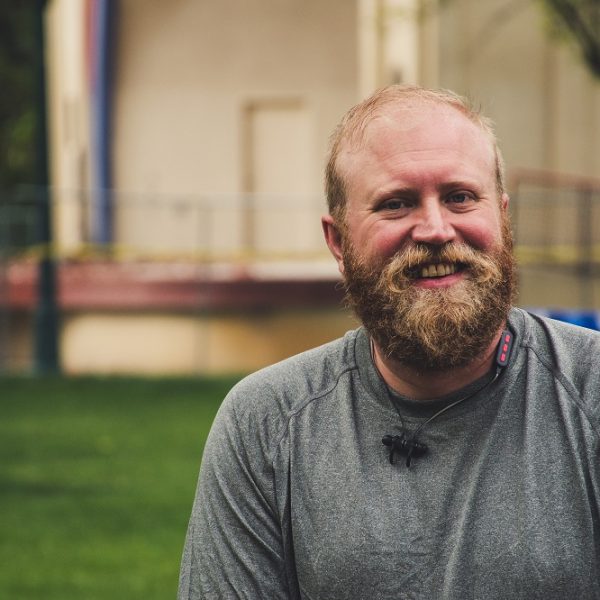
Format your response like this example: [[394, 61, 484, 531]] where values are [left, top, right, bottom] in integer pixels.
[[420, 263, 457, 278]]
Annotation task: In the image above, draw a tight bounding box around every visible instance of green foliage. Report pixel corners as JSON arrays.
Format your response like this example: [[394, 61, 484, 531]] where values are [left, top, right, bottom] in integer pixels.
[[0, 1, 37, 188], [438, 0, 600, 80], [541, 0, 600, 78], [0, 375, 241, 599]]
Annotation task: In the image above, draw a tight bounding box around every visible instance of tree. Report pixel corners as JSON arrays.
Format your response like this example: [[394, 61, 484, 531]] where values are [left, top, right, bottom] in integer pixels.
[[542, 0, 600, 79], [0, 1, 37, 189], [436, 0, 600, 80]]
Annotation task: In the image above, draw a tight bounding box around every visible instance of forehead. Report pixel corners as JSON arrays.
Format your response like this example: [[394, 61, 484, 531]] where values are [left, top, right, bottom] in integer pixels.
[[337, 102, 496, 185]]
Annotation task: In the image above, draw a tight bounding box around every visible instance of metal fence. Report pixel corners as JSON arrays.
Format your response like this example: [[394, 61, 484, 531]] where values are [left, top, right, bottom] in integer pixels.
[[0, 186, 331, 264], [511, 170, 600, 272], [510, 169, 600, 308]]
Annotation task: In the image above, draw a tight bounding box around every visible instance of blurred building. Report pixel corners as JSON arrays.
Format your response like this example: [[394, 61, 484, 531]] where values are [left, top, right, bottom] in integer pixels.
[[5, 0, 600, 374]]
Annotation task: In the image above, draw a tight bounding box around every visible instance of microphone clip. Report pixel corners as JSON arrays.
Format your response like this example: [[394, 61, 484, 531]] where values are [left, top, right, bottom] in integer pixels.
[[382, 433, 428, 468]]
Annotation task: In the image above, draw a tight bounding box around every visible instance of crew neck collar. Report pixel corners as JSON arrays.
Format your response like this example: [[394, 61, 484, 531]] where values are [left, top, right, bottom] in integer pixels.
[[354, 307, 523, 420]]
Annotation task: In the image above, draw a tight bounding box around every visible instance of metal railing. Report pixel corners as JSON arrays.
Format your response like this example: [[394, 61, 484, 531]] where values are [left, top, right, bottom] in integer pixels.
[[0, 187, 331, 264], [509, 168, 600, 308], [510, 168, 600, 272]]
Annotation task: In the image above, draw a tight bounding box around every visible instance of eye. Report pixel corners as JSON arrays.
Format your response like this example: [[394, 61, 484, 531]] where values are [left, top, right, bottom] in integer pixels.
[[378, 198, 414, 212], [446, 191, 476, 206]]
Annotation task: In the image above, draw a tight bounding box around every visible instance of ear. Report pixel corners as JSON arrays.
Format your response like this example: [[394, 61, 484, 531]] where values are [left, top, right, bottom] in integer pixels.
[[321, 214, 346, 275], [501, 192, 509, 211]]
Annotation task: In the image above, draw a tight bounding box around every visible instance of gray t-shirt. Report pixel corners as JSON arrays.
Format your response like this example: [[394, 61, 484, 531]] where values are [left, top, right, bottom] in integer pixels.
[[178, 308, 600, 599]]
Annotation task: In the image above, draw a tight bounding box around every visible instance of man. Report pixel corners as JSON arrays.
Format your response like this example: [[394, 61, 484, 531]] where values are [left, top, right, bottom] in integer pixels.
[[178, 85, 600, 599]]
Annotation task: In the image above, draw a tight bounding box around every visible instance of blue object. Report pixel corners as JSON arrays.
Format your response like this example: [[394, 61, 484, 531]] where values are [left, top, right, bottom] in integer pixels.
[[91, 0, 118, 244], [547, 311, 599, 331]]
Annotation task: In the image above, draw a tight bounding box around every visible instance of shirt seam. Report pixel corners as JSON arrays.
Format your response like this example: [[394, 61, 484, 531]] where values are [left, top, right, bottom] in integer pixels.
[[267, 329, 362, 463], [269, 362, 359, 464], [522, 337, 600, 440]]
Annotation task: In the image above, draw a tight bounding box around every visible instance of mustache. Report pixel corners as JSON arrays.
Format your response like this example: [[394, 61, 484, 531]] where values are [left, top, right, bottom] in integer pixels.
[[382, 242, 501, 286]]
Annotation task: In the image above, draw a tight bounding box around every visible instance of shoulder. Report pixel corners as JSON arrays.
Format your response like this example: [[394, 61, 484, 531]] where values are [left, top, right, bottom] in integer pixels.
[[211, 328, 362, 450], [512, 307, 600, 408], [514, 307, 600, 365], [228, 328, 361, 417]]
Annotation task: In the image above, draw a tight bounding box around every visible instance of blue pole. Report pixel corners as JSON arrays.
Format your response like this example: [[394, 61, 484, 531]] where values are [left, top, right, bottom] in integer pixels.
[[91, 0, 117, 245]]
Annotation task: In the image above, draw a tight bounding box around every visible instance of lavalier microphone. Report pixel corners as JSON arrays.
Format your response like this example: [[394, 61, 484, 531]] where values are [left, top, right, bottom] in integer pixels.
[[382, 433, 428, 466]]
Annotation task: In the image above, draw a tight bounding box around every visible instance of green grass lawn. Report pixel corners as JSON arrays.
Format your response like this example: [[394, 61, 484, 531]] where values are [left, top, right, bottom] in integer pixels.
[[0, 375, 242, 599]]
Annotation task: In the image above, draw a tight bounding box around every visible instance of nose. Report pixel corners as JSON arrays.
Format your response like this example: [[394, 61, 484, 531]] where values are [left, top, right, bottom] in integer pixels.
[[410, 200, 456, 246]]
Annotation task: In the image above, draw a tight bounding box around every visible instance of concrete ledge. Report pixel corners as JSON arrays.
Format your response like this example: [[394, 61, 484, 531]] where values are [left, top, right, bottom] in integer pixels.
[[5, 260, 345, 311]]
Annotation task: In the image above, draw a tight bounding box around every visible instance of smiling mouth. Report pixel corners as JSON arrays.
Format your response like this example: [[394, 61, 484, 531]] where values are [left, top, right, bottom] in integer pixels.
[[412, 262, 464, 279]]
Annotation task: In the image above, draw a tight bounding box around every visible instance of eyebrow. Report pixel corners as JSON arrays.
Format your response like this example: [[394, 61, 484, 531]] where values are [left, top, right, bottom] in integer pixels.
[[373, 179, 484, 199], [374, 186, 416, 198], [439, 179, 484, 190]]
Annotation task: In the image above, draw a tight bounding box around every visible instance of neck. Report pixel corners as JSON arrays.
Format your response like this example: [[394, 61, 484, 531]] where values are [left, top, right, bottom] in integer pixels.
[[371, 327, 505, 401]]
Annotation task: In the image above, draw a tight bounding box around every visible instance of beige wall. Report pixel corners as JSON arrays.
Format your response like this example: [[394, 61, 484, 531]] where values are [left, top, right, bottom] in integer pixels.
[[60, 309, 357, 375], [46, 0, 359, 258], [112, 0, 357, 196], [110, 0, 358, 256]]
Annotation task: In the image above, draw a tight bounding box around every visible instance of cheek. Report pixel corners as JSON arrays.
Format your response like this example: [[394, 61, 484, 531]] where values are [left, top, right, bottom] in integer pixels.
[[355, 223, 412, 262], [375, 231, 410, 257], [457, 216, 504, 251]]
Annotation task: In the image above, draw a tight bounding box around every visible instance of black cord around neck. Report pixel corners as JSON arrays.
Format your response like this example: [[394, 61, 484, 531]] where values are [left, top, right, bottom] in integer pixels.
[[376, 330, 514, 468]]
